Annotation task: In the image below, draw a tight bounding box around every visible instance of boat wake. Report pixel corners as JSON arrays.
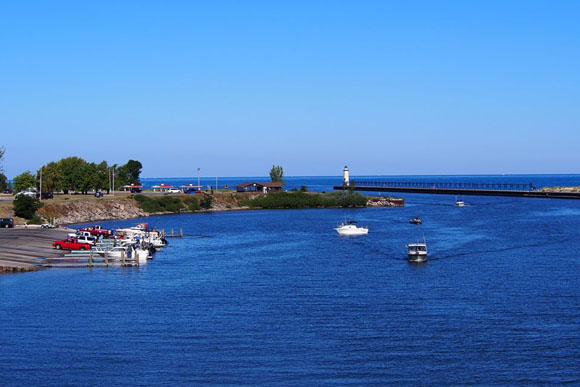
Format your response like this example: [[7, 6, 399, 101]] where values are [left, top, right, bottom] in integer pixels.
[[435, 238, 566, 260]]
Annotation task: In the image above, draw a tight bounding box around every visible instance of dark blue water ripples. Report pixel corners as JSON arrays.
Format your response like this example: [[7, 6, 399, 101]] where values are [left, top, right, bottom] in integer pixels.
[[2, 188, 580, 385]]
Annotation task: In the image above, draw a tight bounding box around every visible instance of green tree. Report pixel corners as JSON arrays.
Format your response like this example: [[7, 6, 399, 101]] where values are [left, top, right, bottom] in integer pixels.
[[13, 171, 36, 193], [124, 160, 142, 184], [114, 160, 142, 188], [95, 161, 109, 192], [200, 194, 213, 209], [58, 156, 87, 193], [269, 165, 285, 185], [0, 147, 8, 191], [13, 195, 43, 219], [38, 161, 63, 193], [0, 146, 5, 174], [0, 173, 9, 192], [79, 162, 98, 194]]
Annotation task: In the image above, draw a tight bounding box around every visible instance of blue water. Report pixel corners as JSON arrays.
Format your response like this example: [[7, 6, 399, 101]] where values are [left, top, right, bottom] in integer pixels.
[[2, 176, 580, 385], [141, 174, 580, 192]]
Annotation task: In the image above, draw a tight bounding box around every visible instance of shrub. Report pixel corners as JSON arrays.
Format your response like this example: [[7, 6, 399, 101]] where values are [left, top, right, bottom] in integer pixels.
[[181, 196, 197, 205], [200, 195, 213, 209], [13, 195, 43, 219], [239, 191, 367, 209], [133, 194, 184, 213], [28, 215, 43, 225], [187, 197, 200, 211]]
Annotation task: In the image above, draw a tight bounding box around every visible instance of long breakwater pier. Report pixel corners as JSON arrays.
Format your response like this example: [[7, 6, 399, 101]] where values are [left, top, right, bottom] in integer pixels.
[[333, 180, 580, 200]]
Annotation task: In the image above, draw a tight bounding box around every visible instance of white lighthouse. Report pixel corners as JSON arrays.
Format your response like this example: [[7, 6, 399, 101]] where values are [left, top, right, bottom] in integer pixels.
[[343, 166, 350, 186]]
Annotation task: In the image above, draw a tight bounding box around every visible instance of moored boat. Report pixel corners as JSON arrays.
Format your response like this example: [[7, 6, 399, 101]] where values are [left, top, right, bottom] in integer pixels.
[[334, 221, 369, 236]]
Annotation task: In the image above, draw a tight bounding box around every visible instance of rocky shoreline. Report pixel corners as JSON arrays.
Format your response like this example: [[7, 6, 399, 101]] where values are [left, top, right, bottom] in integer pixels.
[[540, 186, 580, 193], [38, 199, 149, 225], [33, 194, 404, 226]]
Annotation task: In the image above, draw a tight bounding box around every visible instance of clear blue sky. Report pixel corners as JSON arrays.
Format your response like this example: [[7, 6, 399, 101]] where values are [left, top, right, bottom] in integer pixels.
[[1, 1, 579, 178]]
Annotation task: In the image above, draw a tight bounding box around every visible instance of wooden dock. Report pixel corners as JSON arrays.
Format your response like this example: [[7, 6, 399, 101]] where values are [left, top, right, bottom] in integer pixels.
[[43, 249, 141, 268], [163, 228, 183, 238]]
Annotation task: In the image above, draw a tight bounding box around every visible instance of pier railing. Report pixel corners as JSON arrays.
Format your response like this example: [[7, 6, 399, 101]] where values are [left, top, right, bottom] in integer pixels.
[[353, 181, 535, 191]]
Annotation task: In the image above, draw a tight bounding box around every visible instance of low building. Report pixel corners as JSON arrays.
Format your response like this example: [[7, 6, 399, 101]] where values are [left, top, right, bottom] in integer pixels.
[[152, 184, 173, 192], [236, 182, 283, 193], [123, 184, 142, 193]]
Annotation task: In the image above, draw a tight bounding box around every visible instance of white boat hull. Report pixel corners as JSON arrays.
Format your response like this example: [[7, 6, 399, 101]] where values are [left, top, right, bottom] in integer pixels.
[[335, 226, 369, 236], [408, 252, 428, 262]]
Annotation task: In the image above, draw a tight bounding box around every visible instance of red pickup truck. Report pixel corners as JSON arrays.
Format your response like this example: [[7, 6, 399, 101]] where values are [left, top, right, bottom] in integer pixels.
[[53, 238, 91, 250], [78, 225, 113, 237]]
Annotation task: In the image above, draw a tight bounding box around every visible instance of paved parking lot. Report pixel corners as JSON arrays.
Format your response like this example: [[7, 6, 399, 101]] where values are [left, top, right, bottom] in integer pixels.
[[0, 228, 69, 272]]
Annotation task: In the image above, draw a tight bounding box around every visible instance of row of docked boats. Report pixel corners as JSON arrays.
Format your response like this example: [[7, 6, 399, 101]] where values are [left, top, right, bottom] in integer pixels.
[[62, 223, 168, 265]]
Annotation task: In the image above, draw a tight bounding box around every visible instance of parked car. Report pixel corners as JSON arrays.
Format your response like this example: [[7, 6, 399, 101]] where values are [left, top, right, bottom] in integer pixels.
[[76, 235, 97, 245], [0, 218, 14, 228], [3, 189, 12, 194], [17, 189, 37, 198], [41, 223, 55, 229], [68, 231, 92, 238], [39, 192, 54, 199], [52, 238, 91, 250], [94, 191, 104, 198], [167, 188, 182, 194], [78, 225, 113, 237]]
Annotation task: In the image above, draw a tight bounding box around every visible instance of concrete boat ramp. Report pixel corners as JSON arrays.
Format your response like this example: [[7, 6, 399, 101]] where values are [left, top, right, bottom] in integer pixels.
[[0, 228, 71, 273]]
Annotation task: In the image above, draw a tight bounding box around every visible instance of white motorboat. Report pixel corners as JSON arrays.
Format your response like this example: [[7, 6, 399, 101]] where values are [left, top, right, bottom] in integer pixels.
[[115, 227, 167, 248], [334, 221, 368, 236], [93, 245, 130, 259], [455, 196, 465, 207], [407, 242, 428, 262], [133, 247, 150, 263], [95, 245, 149, 264]]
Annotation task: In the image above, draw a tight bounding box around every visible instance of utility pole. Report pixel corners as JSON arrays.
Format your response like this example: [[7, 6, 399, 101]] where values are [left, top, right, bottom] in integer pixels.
[[197, 168, 200, 189], [112, 167, 115, 197], [39, 167, 42, 201]]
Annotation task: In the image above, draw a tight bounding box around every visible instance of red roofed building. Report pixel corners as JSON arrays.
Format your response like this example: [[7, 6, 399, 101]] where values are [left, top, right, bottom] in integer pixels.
[[123, 184, 143, 193], [236, 182, 283, 193], [152, 184, 173, 192]]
